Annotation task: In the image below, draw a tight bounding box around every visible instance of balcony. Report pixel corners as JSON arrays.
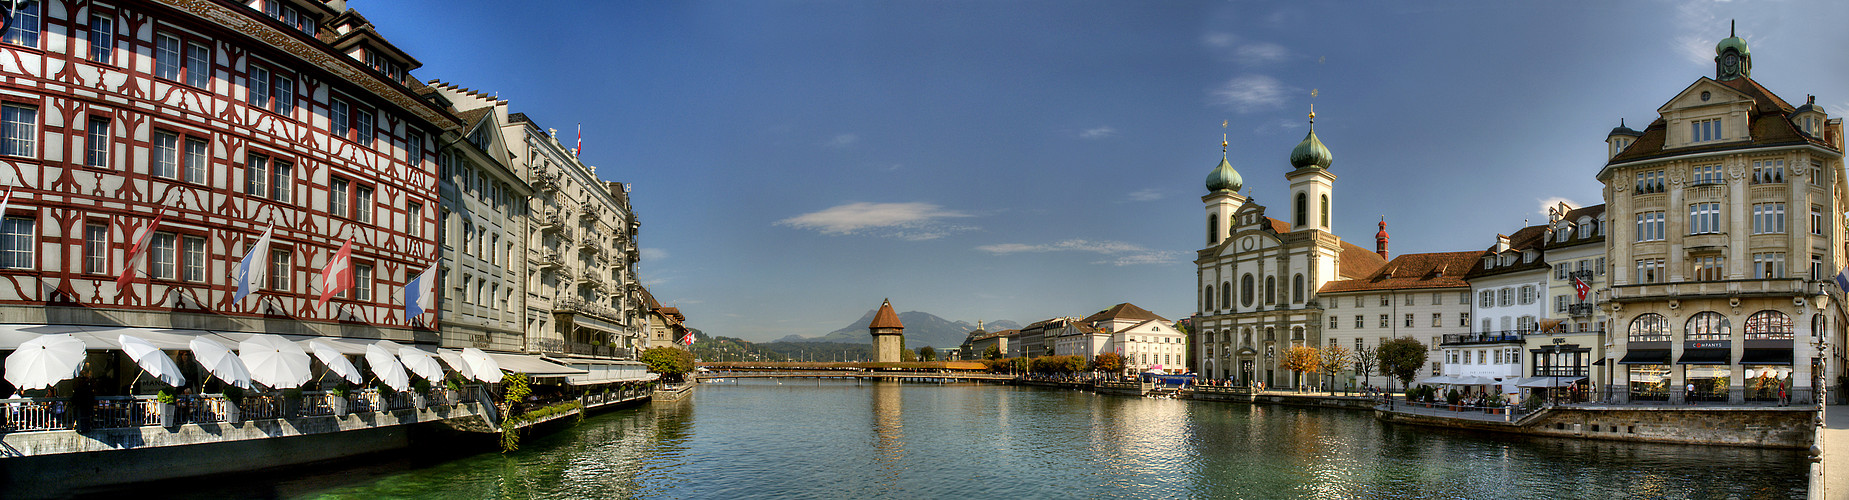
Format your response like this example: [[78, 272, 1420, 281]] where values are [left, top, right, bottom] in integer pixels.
[[532, 171, 559, 193], [1442, 331, 1526, 346], [1608, 278, 1813, 303], [579, 239, 603, 254], [580, 209, 602, 223], [536, 251, 564, 270], [579, 271, 605, 289], [1569, 270, 1594, 281], [1567, 303, 1597, 316], [538, 210, 567, 232]]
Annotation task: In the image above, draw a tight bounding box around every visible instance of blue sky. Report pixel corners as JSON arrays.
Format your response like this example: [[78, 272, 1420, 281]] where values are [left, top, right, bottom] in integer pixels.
[[360, 1, 1849, 344]]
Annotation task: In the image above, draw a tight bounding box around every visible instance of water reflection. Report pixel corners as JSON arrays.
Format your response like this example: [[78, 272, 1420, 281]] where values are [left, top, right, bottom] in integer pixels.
[[870, 381, 904, 489]]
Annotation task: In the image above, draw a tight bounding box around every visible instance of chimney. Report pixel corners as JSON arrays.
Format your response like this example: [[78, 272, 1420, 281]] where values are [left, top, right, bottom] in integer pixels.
[[1374, 217, 1390, 260]]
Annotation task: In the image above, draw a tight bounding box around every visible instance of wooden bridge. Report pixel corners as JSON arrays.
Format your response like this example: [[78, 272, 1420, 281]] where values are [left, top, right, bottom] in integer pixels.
[[695, 370, 1014, 382]]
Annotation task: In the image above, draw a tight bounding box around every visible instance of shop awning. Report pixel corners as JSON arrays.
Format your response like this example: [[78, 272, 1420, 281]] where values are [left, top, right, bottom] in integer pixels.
[[1414, 375, 1454, 385], [1740, 348, 1794, 366], [1516, 376, 1587, 388], [1592, 358, 1607, 366], [1677, 348, 1730, 365], [1617, 350, 1670, 365], [1450, 376, 1499, 386], [488, 353, 587, 376]]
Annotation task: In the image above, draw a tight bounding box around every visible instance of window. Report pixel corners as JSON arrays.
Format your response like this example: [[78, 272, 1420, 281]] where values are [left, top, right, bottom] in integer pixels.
[[1690, 164, 1723, 185], [247, 66, 295, 116], [1203, 285, 1214, 312], [184, 42, 210, 88], [1556, 265, 1568, 280], [330, 178, 349, 217], [1691, 256, 1723, 281], [1354, 296, 1362, 307], [1635, 170, 1665, 194], [1744, 310, 1794, 340], [1264, 276, 1275, 305], [1292, 274, 1304, 303], [1320, 195, 1329, 228], [1519, 285, 1535, 305], [408, 202, 423, 238], [245, 154, 268, 196], [88, 14, 113, 64], [1379, 314, 1388, 328], [1690, 118, 1721, 143], [150, 233, 176, 279], [182, 235, 205, 282], [1479, 290, 1492, 308], [355, 264, 373, 301], [248, 67, 268, 111], [1405, 294, 1414, 306], [1685, 311, 1731, 341], [1482, 319, 1493, 333], [1242, 274, 1254, 307], [155, 34, 183, 81], [356, 108, 375, 148], [84, 223, 106, 274], [1688, 203, 1721, 235], [330, 99, 350, 138], [183, 137, 207, 184], [264, 1, 316, 36], [1635, 258, 1665, 284], [1431, 313, 1442, 328], [1555, 295, 1567, 313], [152, 130, 179, 179], [0, 217, 34, 269], [1355, 315, 1363, 328], [365, 50, 404, 82], [1752, 253, 1786, 279], [2, 1, 39, 47], [1498, 288, 1512, 307], [1635, 211, 1665, 241], [1379, 295, 1389, 306], [356, 185, 373, 223], [1, 103, 36, 157], [1329, 316, 1338, 330], [271, 160, 292, 203], [1751, 159, 1785, 184], [407, 132, 424, 167], [269, 248, 290, 291], [1459, 312, 1469, 327], [1751, 203, 1785, 234], [1813, 205, 1825, 236], [1815, 255, 1826, 281], [1404, 314, 1414, 327], [1207, 214, 1218, 245], [1596, 257, 1605, 275], [85, 116, 109, 168]]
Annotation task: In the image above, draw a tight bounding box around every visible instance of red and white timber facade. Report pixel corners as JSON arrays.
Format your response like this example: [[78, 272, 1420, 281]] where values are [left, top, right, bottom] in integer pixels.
[[0, 0, 455, 337]]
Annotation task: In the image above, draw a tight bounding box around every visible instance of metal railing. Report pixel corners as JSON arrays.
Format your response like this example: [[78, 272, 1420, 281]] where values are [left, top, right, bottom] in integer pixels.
[[1442, 331, 1527, 345], [1567, 303, 1596, 315], [0, 386, 492, 434]]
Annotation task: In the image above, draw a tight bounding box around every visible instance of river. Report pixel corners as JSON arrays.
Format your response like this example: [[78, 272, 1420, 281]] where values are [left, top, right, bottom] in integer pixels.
[[140, 379, 1807, 499]]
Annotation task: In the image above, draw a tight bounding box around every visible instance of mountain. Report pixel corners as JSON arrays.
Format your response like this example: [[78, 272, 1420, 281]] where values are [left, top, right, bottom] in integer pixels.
[[774, 311, 1020, 349]]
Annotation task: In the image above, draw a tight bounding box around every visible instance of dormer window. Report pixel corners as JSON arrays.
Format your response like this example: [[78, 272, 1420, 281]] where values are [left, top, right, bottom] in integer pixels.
[[1691, 118, 1722, 143], [366, 50, 405, 82], [1577, 218, 1594, 238], [263, 1, 316, 36]]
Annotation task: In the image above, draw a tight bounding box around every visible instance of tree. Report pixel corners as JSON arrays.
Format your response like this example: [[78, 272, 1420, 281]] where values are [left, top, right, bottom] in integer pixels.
[[919, 346, 937, 362], [1092, 352, 1124, 375], [1355, 345, 1380, 390], [641, 347, 696, 382], [1282, 345, 1320, 391], [1378, 337, 1429, 394], [983, 345, 1002, 360], [1317, 345, 1353, 395]]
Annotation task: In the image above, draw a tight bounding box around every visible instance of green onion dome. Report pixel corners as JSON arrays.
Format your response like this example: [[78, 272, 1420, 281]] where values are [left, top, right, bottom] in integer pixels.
[[1716, 33, 1749, 57], [1206, 156, 1243, 192], [1289, 127, 1333, 169]]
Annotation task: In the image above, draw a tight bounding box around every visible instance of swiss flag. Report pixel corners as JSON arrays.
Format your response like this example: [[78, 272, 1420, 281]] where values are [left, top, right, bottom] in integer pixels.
[[117, 212, 165, 289], [316, 239, 354, 309], [1572, 275, 1591, 301]]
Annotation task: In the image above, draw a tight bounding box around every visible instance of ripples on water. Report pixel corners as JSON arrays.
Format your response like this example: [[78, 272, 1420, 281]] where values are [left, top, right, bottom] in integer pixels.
[[167, 379, 1807, 499]]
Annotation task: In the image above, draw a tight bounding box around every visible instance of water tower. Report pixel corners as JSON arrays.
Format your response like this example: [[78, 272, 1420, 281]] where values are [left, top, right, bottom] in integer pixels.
[[869, 299, 905, 363]]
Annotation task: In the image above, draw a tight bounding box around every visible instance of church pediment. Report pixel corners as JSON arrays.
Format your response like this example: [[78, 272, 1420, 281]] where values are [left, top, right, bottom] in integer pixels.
[[1657, 78, 1752, 114]]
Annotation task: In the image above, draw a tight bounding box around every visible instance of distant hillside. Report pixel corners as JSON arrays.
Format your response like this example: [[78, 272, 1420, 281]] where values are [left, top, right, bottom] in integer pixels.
[[774, 311, 1020, 349]]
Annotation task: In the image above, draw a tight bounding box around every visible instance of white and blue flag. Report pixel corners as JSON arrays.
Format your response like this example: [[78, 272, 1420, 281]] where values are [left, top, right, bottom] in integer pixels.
[[1836, 266, 1849, 293], [233, 226, 274, 302], [405, 261, 438, 319]]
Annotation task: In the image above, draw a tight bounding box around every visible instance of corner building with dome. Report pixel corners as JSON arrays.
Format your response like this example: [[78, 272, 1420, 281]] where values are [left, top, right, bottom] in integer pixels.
[[1193, 115, 1388, 388]]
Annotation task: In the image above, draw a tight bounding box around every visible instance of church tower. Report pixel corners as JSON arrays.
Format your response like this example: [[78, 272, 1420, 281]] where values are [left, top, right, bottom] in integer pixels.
[[1286, 107, 1336, 234], [1714, 20, 1751, 81], [869, 299, 905, 363], [1203, 127, 1245, 247]]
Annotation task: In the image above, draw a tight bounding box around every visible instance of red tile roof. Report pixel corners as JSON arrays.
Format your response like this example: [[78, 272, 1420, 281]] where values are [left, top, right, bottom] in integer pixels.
[[1081, 302, 1169, 324], [869, 299, 904, 329], [1609, 76, 1838, 166], [1261, 217, 1388, 279], [1318, 251, 1482, 293]]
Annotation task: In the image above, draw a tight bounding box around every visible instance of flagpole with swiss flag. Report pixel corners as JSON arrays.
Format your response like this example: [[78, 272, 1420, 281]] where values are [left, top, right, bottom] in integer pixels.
[[317, 238, 355, 309], [117, 210, 167, 289]]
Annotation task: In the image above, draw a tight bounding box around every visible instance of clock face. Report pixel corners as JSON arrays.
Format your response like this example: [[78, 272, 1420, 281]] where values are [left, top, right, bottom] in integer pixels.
[[1722, 54, 1739, 72]]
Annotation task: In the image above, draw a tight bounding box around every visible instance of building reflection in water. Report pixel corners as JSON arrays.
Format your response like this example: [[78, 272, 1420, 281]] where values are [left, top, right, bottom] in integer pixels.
[[870, 380, 906, 484]]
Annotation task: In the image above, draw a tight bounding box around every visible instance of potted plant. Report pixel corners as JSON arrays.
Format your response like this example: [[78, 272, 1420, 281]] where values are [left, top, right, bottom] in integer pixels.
[[330, 383, 351, 416], [377, 382, 397, 411], [157, 387, 179, 427], [412, 379, 431, 410], [283, 387, 303, 417], [1484, 392, 1507, 414], [222, 385, 244, 424], [1445, 388, 1462, 410]]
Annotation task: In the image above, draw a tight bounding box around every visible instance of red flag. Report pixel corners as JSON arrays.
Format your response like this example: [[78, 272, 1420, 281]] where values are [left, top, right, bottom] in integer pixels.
[[317, 239, 354, 308], [574, 124, 582, 156], [679, 330, 694, 346], [1573, 276, 1591, 301], [117, 212, 165, 289]]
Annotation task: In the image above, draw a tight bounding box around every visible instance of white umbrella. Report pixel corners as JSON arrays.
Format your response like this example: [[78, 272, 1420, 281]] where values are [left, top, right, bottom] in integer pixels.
[[239, 334, 313, 389], [437, 349, 475, 381], [118, 334, 185, 387], [364, 344, 410, 392], [461, 347, 503, 384], [397, 346, 444, 382], [309, 340, 364, 385], [4, 334, 88, 391], [189, 337, 252, 389]]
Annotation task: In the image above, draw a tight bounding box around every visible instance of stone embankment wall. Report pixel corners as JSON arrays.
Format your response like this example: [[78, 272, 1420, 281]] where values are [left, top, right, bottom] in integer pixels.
[[1375, 406, 1816, 449]]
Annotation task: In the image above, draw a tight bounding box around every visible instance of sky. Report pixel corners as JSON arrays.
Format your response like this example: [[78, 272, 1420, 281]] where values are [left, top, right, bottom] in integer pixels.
[[357, 0, 1849, 344]]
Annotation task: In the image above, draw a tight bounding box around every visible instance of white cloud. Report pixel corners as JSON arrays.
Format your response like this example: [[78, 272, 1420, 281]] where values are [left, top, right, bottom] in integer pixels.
[[976, 239, 1181, 266], [1211, 75, 1292, 113], [1672, 2, 1739, 66], [640, 248, 668, 261], [778, 202, 974, 240], [1235, 43, 1290, 65], [1537, 197, 1579, 218], [1080, 126, 1116, 139], [1127, 188, 1163, 202], [825, 133, 859, 148], [1201, 32, 1235, 48]]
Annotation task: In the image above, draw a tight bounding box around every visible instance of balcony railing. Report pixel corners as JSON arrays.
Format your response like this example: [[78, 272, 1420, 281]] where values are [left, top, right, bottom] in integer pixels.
[[1744, 331, 1796, 341], [0, 387, 486, 433], [1567, 303, 1596, 316], [532, 171, 559, 192], [1569, 270, 1594, 281], [537, 251, 564, 270], [1608, 279, 1812, 302], [1442, 331, 1527, 345], [1531, 367, 1588, 378]]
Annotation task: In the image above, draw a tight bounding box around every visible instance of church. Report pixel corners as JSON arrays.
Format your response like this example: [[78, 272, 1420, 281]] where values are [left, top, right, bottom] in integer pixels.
[[1193, 112, 1388, 388]]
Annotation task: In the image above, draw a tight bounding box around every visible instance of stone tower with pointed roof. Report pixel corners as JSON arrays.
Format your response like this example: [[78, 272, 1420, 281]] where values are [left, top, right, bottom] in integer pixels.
[[869, 299, 906, 363]]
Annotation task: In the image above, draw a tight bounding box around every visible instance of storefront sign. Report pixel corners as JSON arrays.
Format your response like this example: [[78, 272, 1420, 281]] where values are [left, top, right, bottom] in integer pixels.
[[1686, 340, 1731, 349]]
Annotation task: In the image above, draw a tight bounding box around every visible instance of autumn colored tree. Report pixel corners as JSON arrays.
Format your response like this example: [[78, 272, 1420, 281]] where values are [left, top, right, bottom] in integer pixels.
[[1281, 345, 1320, 391], [1092, 352, 1124, 375]]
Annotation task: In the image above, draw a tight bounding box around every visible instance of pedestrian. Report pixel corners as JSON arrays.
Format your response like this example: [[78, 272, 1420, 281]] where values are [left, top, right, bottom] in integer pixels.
[[1779, 383, 1789, 406], [1686, 382, 1696, 405]]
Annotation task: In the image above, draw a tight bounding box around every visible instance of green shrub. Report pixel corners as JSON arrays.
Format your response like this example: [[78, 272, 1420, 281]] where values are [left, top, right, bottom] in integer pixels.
[[1445, 388, 1461, 406], [157, 387, 176, 405]]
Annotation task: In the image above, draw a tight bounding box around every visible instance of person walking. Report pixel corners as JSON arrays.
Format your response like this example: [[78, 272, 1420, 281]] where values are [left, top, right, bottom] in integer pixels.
[[1686, 382, 1696, 405]]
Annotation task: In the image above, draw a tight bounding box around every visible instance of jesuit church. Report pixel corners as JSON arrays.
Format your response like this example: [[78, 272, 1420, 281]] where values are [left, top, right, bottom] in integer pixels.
[[1194, 111, 1389, 388]]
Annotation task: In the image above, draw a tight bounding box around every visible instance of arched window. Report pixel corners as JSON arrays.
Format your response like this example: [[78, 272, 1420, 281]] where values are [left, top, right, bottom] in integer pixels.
[[1265, 276, 1276, 305], [1203, 285, 1213, 312], [1242, 328, 1253, 346], [1208, 214, 1219, 244], [1265, 327, 1276, 341], [1241, 274, 1255, 307], [1685, 311, 1731, 341], [1292, 274, 1305, 303], [1295, 193, 1307, 227], [1291, 326, 1304, 341], [1220, 281, 1231, 309], [1320, 194, 1329, 228], [1744, 310, 1793, 339]]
